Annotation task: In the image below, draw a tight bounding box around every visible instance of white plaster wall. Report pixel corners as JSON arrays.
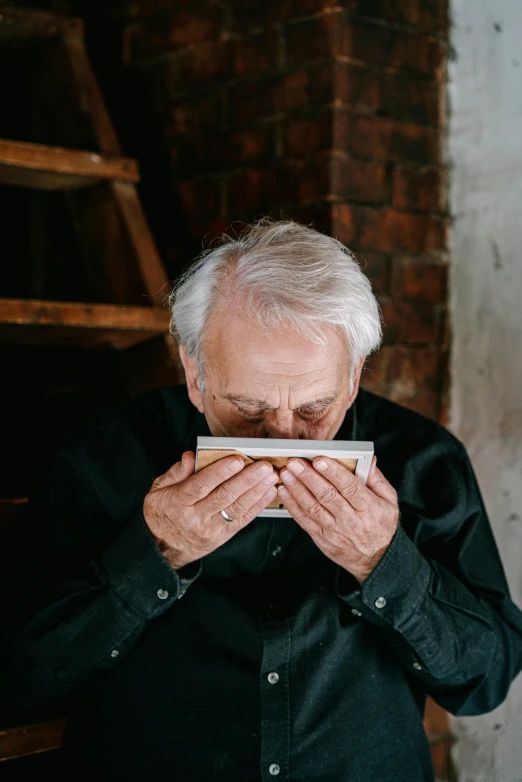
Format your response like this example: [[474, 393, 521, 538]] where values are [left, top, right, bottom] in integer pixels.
[[449, 1, 522, 780]]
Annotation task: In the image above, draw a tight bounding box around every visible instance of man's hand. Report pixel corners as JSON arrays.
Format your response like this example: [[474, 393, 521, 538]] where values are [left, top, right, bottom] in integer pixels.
[[277, 456, 399, 584], [143, 452, 278, 570]]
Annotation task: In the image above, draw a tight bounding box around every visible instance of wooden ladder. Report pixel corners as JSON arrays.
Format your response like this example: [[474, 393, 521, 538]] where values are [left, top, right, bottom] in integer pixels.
[[0, 1, 182, 767]]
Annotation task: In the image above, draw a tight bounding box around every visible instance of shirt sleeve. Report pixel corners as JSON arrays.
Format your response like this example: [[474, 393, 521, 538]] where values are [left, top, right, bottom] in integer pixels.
[[8, 445, 202, 708], [334, 442, 522, 716]]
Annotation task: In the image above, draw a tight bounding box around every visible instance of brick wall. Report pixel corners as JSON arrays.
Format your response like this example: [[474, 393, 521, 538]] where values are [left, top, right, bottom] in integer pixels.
[[113, 0, 450, 425], [102, 6, 452, 771]]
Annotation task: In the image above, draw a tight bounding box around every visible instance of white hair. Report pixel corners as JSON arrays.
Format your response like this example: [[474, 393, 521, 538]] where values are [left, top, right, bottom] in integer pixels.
[[168, 218, 382, 389]]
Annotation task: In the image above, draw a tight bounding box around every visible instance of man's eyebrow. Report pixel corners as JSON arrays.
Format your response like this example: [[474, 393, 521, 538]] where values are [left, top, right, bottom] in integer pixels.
[[296, 395, 339, 409], [221, 393, 339, 410], [222, 393, 273, 409]]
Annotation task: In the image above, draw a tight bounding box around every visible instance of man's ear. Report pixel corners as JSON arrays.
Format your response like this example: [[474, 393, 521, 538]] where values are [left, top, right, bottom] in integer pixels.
[[347, 356, 366, 407], [179, 345, 205, 413]]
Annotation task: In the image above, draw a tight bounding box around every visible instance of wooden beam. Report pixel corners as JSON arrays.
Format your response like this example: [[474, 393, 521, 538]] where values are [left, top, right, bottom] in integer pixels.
[[62, 29, 122, 156], [0, 138, 139, 191], [0, 298, 171, 349], [0, 3, 80, 47], [0, 719, 66, 761]]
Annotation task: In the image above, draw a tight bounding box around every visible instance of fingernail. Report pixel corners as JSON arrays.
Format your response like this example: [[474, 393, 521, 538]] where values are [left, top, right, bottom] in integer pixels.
[[315, 460, 328, 471], [263, 472, 277, 486], [278, 486, 290, 499], [263, 486, 277, 501], [281, 470, 295, 483], [288, 461, 304, 474], [229, 459, 243, 472], [256, 463, 271, 477]]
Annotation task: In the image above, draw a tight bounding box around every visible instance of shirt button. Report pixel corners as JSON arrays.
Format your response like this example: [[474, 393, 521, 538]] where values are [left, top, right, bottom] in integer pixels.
[[413, 661, 423, 671], [374, 596, 387, 609], [271, 545, 282, 556], [268, 763, 280, 776], [177, 591, 185, 599], [157, 588, 169, 600], [351, 608, 362, 617], [110, 649, 119, 658], [267, 672, 279, 684]]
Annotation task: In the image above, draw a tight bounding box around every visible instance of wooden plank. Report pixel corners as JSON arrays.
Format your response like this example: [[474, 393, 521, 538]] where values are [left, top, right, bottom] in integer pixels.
[[0, 719, 66, 761], [59, 37, 185, 386], [62, 30, 122, 156], [0, 138, 139, 191], [0, 3, 78, 47], [30, 25, 183, 390], [112, 181, 172, 307], [0, 298, 170, 349]]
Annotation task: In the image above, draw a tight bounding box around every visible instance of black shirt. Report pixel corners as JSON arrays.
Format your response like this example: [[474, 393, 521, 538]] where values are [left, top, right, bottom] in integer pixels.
[[9, 386, 522, 781]]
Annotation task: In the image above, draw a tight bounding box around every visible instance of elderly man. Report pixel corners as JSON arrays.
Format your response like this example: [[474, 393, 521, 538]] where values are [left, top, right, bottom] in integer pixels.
[[11, 219, 522, 781]]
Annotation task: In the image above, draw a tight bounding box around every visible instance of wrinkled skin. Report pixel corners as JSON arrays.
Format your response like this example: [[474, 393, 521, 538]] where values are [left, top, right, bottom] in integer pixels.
[[143, 309, 399, 582]]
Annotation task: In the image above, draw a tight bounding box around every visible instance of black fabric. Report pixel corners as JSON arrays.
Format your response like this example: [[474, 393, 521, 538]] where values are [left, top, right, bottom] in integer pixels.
[[7, 386, 522, 781]]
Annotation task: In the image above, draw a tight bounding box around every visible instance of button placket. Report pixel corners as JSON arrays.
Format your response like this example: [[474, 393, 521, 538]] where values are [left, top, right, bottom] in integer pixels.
[[260, 620, 290, 780]]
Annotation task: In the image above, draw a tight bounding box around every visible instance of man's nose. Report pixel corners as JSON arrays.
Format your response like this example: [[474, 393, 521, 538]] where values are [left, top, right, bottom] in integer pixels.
[[264, 412, 300, 439]]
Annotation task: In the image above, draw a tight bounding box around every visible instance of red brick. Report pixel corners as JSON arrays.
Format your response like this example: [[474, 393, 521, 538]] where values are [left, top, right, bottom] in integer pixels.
[[337, 115, 439, 164], [168, 91, 223, 135], [286, 12, 341, 67], [228, 63, 336, 127], [296, 158, 330, 202], [227, 0, 340, 34], [331, 156, 387, 202], [227, 166, 298, 213], [172, 124, 275, 176], [124, 1, 218, 21], [287, 16, 444, 75], [171, 42, 233, 91], [294, 154, 387, 204], [345, 0, 423, 26], [380, 299, 441, 344], [388, 387, 440, 419], [279, 205, 335, 239], [284, 112, 334, 158], [392, 165, 444, 210], [331, 203, 362, 246], [344, 22, 444, 74], [389, 346, 445, 389], [333, 62, 381, 113], [361, 347, 392, 389], [358, 208, 447, 253], [178, 177, 222, 218], [390, 256, 447, 300], [231, 30, 280, 78], [379, 72, 440, 125], [187, 216, 231, 245], [127, 7, 222, 62], [424, 697, 451, 740], [343, 0, 449, 33], [356, 251, 389, 295], [166, 31, 279, 93]]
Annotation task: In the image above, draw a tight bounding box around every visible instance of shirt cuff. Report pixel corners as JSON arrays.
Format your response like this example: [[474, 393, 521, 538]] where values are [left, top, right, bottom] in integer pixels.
[[100, 507, 202, 618], [334, 524, 432, 628]]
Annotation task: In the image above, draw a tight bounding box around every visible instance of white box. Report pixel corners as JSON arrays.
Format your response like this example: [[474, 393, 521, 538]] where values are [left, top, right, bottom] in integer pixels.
[[195, 436, 374, 518]]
